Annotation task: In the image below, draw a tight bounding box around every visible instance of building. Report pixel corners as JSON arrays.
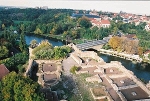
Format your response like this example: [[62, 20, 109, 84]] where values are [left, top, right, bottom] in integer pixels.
[[0, 64, 9, 80], [101, 19, 111, 28], [90, 19, 110, 28], [71, 14, 100, 20], [145, 23, 150, 31], [36, 62, 61, 87]]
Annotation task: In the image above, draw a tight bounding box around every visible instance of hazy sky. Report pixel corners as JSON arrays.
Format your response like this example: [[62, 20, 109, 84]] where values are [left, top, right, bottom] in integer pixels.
[[1, 0, 150, 15]]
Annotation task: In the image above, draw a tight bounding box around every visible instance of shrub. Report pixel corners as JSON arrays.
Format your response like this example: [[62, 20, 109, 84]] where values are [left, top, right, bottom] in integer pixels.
[[70, 65, 79, 74]]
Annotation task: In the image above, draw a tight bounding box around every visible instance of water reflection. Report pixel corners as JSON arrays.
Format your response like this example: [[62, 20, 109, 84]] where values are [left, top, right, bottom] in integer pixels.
[[25, 35, 64, 46]]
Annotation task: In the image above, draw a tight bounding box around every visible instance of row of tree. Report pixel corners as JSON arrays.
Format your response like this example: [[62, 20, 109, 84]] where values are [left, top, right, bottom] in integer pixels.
[[108, 36, 143, 55]]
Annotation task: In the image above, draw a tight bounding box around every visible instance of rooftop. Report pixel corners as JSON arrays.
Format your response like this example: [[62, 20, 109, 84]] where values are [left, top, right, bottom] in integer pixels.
[[71, 14, 100, 18], [101, 20, 110, 24], [0, 64, 9, 80]]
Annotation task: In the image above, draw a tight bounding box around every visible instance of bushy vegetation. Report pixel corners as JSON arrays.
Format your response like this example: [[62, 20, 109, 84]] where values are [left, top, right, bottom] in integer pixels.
[[0, 72, 45, 101], [32, 40, 52, 54], [70, 65, 79, 74], [32, 40, 71, 60], [0, 46, 9, 59], [30, 39, 38, 48], [0, 53, 28, 72], [0, 21, 28, 72]]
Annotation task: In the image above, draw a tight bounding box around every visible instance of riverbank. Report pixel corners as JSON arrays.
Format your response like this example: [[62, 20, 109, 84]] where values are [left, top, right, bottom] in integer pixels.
[[98, 49, 143, 63], [26, 32, 83, 44]]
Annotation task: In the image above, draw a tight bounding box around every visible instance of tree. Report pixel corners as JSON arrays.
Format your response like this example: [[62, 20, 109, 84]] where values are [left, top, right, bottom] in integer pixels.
[[30, 39, 38, 48], [78, 16, 92, 28], [0, 72, 45, 101], [0, 46, 9, 59], [34, 28, 43, 35], [138, 47, 143, 56], [32, 40, 52, 54], [108, 36, 121, 50], [19, 33, 27, 52]]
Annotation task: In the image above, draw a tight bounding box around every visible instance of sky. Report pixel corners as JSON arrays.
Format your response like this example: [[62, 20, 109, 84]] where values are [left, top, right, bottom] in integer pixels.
[[0, 0, 150, 15]]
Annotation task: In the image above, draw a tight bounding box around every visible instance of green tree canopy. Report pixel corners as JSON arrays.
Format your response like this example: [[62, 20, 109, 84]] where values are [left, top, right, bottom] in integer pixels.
[[30, 39, 38, 48], [78, 16, 92, 28], [0, 72, 45, 101], [0, 46, 9, 59]]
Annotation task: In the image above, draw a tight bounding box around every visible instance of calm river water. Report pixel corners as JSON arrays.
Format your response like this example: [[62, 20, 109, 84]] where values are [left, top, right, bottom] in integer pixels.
[[25, 35, 64, 46], [25, 35, 150, 82]]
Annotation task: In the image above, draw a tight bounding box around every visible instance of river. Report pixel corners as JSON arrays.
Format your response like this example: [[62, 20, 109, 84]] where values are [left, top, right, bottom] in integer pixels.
[[25, 35, 64, 46], [25, 35, 150, 82]]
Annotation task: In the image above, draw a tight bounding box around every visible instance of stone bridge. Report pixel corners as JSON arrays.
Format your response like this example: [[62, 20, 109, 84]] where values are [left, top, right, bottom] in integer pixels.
[[76, 38, 109, 51]]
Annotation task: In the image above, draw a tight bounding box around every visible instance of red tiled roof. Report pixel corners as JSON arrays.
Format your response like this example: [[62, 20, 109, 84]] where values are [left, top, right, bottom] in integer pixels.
[[91, 20, 101, 25], [0, 64, 9, 80], [101, 20, 110, 24]]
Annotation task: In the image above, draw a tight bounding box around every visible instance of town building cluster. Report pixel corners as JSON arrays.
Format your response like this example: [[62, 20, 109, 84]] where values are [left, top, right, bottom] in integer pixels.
[[72, 10, 150, 31]]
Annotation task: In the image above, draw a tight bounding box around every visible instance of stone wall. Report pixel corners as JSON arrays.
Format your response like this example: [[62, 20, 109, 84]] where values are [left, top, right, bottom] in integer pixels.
[[25, 59, 34, 76], [90, 88, 111, 101], [115, 61, 150, 95], [68, 43, 81, 53], [79, 51, 104, 63], [109, 74, 126, 78], [117, 91, 127, 101], [69, 43, 104, 63], [70, 53, 82, 65]]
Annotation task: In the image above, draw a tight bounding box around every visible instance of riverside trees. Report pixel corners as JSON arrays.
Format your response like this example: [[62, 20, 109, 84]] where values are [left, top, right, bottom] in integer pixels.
[[108, 36, 143, 55]]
